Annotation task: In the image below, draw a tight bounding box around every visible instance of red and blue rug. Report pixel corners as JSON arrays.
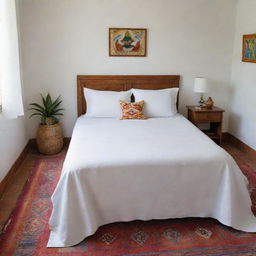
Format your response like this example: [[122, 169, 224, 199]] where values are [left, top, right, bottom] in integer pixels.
[[0, 156, 255, 256]]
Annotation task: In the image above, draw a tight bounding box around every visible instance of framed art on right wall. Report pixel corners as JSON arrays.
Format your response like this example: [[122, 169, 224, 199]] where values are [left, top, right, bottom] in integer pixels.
[[242, 34, 256, 63]]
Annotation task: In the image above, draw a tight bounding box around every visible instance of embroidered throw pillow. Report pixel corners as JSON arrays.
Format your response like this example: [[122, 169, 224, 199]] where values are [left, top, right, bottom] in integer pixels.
[[120, 100, 147, 120]]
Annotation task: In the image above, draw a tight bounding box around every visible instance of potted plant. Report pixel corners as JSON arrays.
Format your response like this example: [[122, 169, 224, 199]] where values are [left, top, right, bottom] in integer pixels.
[[29, 94, 64, 154]]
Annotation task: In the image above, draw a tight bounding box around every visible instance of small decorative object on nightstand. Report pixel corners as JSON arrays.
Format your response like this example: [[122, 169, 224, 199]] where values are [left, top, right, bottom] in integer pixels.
[[186, 105, 225, 144], [206, 97, 214, 109], [194, 77, 208, 108]]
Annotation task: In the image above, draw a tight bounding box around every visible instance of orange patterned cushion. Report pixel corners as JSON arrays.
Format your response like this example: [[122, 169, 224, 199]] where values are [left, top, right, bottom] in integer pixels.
[[120, 100, 147, 120]]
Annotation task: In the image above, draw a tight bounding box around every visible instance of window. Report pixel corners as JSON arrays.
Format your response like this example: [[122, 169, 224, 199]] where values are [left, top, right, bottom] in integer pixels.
[[0, 0, 24, 118], [0, 2, 3, 113]]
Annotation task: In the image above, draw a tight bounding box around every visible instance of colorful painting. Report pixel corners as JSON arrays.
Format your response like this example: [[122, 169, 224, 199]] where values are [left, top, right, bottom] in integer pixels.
[[109, 28, 147, 57], [242, 34, 256, 63]]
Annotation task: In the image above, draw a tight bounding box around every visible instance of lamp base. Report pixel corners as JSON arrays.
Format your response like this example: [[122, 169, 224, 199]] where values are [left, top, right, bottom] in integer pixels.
[[198, 94, 205, 108]]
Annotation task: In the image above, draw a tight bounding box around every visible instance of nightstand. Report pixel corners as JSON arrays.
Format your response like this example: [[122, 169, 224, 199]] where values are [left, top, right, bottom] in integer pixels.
[[186, 106, 225, 144]]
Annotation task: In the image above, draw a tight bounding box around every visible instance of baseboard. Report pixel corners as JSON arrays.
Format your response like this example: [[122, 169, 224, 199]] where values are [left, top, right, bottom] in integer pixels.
[[0, 137, 71, 199], [0, 140, 32, 199], [223, 132, 256, 159], [29, 137, 71, 151]]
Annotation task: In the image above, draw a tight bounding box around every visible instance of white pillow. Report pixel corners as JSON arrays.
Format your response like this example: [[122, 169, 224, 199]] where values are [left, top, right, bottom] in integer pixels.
[[84, 88, 132, 118], [132, 88, 179, 117]]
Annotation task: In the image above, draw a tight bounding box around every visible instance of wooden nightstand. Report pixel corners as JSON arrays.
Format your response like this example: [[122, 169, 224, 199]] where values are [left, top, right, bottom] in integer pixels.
[[186, 106, 225, 144]]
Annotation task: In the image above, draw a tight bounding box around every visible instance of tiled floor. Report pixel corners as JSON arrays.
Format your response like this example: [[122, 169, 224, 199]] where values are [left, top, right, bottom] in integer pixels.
[[0, 141, 255, 233]]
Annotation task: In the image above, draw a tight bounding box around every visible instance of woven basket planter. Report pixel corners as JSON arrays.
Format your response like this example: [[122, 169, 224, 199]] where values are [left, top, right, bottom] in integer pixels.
[[36, 122, 64, 155]]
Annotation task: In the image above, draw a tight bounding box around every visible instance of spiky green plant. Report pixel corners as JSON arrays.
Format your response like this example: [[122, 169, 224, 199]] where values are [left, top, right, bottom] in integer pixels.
[[29, 94, 64, 125]]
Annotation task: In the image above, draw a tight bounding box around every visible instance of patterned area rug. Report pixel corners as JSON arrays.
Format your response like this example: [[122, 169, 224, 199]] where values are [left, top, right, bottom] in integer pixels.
[[0, 157, 255, 256]]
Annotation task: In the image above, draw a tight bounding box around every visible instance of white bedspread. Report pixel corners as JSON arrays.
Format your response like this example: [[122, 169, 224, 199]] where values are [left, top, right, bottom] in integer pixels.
[[47, 115, 256, 247]]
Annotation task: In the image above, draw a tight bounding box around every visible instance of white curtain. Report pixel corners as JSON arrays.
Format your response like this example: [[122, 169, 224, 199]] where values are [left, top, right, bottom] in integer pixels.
[[0, 0, 24, 119]]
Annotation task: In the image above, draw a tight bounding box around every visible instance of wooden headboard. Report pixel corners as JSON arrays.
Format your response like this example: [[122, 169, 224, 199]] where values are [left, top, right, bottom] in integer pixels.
[[77, 75, 180, 116]]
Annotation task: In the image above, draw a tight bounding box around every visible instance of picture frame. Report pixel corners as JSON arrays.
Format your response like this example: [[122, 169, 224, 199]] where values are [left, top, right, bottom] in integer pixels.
[[109, 28, 147, 57], [242, 34, 256, 63]]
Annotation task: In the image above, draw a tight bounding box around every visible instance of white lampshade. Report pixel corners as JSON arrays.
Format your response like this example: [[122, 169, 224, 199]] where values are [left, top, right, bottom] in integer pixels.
[[194, 77, 208, 93]]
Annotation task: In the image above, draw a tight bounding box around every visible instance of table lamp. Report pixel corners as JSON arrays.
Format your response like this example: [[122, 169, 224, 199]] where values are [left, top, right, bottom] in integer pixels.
[[194, 77, 208, 108]]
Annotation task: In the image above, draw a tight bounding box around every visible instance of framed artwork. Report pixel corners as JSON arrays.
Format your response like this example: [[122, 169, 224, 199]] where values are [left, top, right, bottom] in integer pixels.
[[109, 28, 147, 57], [242, 34, 256, 63]]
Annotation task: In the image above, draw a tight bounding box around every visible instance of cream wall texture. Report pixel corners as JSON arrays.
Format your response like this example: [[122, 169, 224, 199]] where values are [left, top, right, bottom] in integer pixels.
[[0, 116, 27, 181], [18, 0, 237, 137], [229, 0, 256, 150]]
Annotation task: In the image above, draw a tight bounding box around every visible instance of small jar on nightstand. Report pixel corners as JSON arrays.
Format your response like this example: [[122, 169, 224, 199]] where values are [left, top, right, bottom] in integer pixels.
[[186, 106, 225, 144]]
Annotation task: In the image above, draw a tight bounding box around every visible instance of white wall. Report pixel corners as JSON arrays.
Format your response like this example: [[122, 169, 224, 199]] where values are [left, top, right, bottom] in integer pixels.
[[0, 116, 27, 181], [18, 0, 237, 137], [229, 0, 256, 150]]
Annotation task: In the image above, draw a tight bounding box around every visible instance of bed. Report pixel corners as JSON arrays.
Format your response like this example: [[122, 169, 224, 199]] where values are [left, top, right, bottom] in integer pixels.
[[47, 75, 256, 247]]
